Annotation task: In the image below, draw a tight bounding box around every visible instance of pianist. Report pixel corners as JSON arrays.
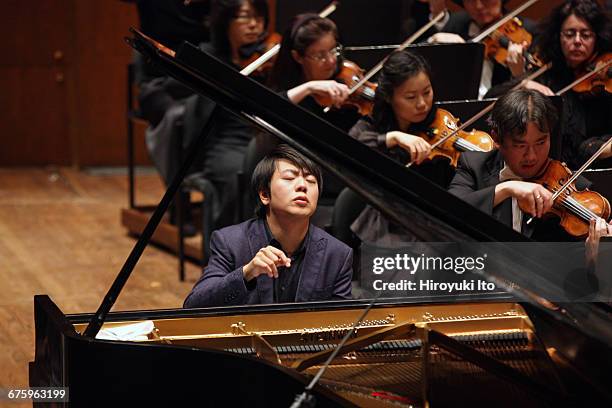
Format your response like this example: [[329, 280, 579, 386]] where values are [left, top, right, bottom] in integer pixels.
[[184, 145, 353, 307]]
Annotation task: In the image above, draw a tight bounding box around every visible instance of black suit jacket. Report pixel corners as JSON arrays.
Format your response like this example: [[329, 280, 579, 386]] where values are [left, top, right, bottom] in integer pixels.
[[448, 150, 589, 241]]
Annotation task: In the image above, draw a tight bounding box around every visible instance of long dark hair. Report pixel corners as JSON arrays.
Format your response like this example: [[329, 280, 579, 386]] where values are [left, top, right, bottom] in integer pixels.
[[372, 50, 432, 132], [210, 0, 269, 58], [534, 0, 611, 68], [268, 14, 338, 91]]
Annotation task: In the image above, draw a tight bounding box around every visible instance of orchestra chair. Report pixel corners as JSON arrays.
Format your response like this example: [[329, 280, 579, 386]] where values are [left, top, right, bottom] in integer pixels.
[[125, 62, 216, 281]]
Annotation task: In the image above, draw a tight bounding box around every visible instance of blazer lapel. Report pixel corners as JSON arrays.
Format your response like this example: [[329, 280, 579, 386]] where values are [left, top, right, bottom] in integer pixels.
[[295, 227, 326, 302], [247, 219, 274, 303]]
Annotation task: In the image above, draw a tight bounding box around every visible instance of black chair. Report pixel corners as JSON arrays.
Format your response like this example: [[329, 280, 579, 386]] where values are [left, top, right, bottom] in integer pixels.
[[330, 187, 366, 248]]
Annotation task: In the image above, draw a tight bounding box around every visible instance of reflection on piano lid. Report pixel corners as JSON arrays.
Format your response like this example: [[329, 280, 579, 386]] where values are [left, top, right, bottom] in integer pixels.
[[28, 29, 612, 406]]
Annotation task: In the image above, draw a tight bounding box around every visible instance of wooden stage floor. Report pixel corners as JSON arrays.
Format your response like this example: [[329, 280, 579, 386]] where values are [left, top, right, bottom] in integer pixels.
[[0, 167, 201, 404]]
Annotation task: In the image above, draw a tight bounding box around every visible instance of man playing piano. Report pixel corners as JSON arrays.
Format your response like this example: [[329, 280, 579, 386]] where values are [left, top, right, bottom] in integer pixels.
[[184, 145, 353, 307]]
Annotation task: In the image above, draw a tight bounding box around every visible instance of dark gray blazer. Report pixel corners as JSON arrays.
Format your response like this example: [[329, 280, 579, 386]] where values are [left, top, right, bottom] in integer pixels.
[[184, 218, 353, 307]]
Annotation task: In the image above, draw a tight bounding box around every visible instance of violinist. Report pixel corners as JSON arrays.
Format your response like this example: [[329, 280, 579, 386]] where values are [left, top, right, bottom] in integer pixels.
[[526, 0, 611, 170], [425, 0, 536, 98], [349, 50, 456, 244], [349, 50, 454, 187], [267, 13, 360, 132], [448, 88, 608, 242], [147, 0, 270, 230]]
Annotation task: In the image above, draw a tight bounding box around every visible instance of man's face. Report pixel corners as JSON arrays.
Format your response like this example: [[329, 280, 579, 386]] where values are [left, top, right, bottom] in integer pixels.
[[464, 0, 503, 28], [498, 122, 551, 179], [260, 160, 319, 218]]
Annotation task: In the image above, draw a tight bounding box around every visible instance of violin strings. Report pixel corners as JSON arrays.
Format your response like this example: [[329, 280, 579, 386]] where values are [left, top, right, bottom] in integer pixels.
[[454, 138, 487, 152], [557, 195, 599, 222]]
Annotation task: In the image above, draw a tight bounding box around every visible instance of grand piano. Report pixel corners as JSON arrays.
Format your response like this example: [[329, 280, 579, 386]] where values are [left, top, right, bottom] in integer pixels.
[[29, 30, 612, 407]]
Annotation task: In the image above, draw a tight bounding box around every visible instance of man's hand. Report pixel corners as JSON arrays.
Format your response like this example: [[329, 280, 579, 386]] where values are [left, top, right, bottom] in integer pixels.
[[427, 32, 465, 44], [496, 181, 553, 218], [386, 131, 433, 165], [243, 246, 291, 281]]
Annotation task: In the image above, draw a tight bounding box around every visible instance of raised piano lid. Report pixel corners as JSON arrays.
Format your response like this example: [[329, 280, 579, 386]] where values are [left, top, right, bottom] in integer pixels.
[[28, 31, 612, 405]]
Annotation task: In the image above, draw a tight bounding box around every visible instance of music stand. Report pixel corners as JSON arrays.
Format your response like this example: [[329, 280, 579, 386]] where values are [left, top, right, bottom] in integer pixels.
[[344, 42, 485, 101]]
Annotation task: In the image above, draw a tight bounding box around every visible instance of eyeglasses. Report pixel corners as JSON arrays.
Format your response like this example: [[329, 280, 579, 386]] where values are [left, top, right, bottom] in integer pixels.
[[233, 13, 265, 24], [560, 29, 595, 41], [304, 45, 342, 62]]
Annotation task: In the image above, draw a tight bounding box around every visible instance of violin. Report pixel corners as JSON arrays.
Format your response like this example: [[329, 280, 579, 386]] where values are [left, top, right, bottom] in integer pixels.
[[482, 17, 542, 69], [313, 60, 377, 116], [572, 53, 611, 95], [529, 159, 611, 238], [417, 109, 494, 167], [239, 32, 282, 76]]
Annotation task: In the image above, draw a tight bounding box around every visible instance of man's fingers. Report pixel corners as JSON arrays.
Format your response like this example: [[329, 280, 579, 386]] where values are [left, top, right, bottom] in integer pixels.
[[266, 246, 291, 266]]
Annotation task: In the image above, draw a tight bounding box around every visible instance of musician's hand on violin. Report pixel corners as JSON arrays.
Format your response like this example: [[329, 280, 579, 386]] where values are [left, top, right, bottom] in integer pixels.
[[308, 80, 350, 108], [243, 246, 291, 281], [506, 41, 527, 77], [521, 80, 554, 96], [427, 32, 465, 44], [495, 181, 553, 218], [287, 80, 349, 106], [386, 131, 432, 165]]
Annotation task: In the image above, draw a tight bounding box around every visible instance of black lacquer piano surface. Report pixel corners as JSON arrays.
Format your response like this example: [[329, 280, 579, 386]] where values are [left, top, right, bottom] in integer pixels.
[[29, 30, 612, 407]]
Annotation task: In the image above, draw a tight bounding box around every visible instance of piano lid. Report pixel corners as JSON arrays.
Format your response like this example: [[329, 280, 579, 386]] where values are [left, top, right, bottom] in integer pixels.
[[127, 30, 612, 348]]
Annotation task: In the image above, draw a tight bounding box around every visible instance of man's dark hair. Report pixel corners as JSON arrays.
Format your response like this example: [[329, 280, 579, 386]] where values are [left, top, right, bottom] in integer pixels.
[[488, 88, 558, 143], [251, 145, 323, 218]]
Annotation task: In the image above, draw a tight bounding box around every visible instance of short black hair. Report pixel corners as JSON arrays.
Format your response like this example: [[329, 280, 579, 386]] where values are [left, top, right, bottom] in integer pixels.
[[251, 144, 323, 218], [488, 88, 558, 143]]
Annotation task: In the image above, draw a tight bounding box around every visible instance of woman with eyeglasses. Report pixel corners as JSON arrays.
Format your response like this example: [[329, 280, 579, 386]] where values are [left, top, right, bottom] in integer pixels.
[[527, 0, 611, 170], [499, 0, 612, 170], [267, 14, 361, 132]]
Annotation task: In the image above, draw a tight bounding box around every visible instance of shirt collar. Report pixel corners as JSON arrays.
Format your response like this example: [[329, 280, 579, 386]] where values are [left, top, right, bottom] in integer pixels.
[[263, 219, 309, 259]]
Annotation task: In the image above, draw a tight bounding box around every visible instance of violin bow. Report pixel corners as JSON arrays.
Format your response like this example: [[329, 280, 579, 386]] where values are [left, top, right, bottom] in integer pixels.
[[470, 0, 540, 44], [345, 11, 446, 98], [406, 62, 552, 167], [555, 58, 612, 96], [239, 1, 339, 76], [321, 11, 446, 113]]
